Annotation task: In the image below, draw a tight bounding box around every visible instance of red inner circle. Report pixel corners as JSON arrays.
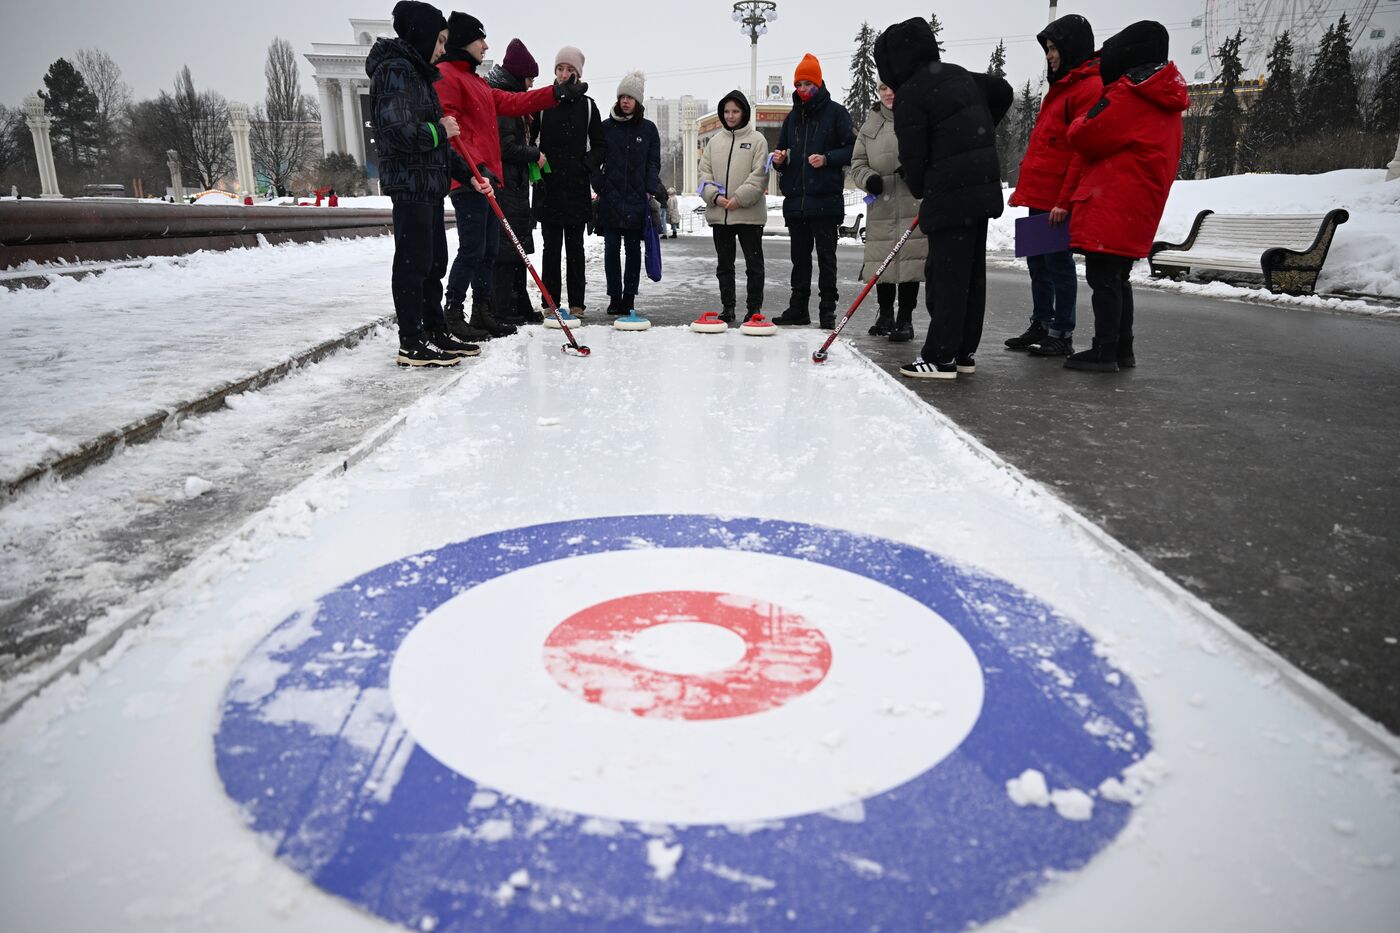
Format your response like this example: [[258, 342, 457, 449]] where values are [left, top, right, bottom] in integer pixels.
[[543, 590, 833, 721]]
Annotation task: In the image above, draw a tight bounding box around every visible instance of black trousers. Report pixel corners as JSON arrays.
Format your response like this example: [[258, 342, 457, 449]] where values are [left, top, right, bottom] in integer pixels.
[[787, 218, 840, 315], [921, 220, 989, 363], [492, 257, 531, 319], [713, 224, 765, 313], [391, 198, 448, 341], [1083, 252, 1135, 345], [876, 281, 920, 315], [541, 222, 587, 310]]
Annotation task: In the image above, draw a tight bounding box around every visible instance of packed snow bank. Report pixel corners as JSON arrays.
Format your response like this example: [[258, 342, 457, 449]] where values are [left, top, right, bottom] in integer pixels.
[[992, 169, 1400, 298]]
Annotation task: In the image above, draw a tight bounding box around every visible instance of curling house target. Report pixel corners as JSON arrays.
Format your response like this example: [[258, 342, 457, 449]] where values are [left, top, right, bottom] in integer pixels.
[[215, 514, 1155, 932]]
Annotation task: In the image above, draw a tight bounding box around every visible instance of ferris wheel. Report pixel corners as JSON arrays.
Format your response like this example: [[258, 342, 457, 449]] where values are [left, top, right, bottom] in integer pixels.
[[1202, 0, 1381, 77]]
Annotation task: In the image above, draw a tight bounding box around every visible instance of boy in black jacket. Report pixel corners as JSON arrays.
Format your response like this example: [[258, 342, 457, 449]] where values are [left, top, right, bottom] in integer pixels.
[[366, 0, 484, 367], [875, 18, 1013, 380]]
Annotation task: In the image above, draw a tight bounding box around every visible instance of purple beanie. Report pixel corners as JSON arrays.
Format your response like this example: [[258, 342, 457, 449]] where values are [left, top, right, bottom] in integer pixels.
[[502, 38, 539, 79]]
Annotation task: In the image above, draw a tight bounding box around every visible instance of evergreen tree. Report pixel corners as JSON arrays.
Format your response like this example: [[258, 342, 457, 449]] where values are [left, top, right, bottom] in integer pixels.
[[1367, 37, 1400, 133], [38, 58, 99, 170], [987, 40, 1014, 180], [1203, 31, 1244, 177], [1240, 31, 1298, 172], [846, 22, 880, 130], [929, 14, 945, 53], [1302, 15, 1363, 134]]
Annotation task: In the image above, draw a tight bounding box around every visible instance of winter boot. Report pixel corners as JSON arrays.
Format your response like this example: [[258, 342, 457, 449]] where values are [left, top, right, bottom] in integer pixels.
[[889, 305, 914, 343], [1117, 336, 1136, 368], [819, 312, 837, 330], [1029, 334, 1074, 357], [471, 297, 517, 338], [771, 305, 812, 326], [719, 308, 737, 324], [426, 329, 482, 357], [606, 295, 624, 316], [1064, 338, 1120, 373], [621, 293, 636, 315], [397, 335, 462, 368], [869, 304, 894, 336], [1005, 321, 1048, 351], [445, 299, 491, 342]]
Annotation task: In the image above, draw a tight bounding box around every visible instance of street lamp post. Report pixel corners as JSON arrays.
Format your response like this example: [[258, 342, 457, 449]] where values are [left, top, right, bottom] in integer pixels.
[[732, 1, 778, 105]]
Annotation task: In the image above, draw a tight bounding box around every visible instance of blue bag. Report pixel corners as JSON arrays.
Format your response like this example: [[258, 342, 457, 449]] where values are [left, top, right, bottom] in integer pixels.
[[643, 197, 663, 282]]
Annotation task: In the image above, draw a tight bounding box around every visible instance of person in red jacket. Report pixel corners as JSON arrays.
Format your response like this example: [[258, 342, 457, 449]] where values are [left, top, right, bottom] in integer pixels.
[[1065, 20, 1188, 373], [434, 12, 587, 339], [1005, 14, 1100, 358]]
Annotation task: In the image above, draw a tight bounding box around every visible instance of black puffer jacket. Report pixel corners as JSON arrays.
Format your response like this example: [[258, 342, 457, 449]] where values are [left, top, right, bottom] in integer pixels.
[[774, 82, 856, 222], [533, 93, 605, 226], [592, 104, 662, 232], [485, 64, 540, 253], [365, 37, 472, 202], [875, 18, 1013, 231]]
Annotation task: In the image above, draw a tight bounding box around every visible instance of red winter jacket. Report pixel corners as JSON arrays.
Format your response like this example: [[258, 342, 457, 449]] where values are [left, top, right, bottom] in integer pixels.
[[1009, 58, 1102, 212], [1066, 62, 1189, 259], [434, 56, 558, 192]]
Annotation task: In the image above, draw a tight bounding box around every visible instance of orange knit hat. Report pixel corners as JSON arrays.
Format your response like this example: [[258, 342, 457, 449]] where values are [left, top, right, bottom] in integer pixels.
[[794, 53, 823, 86]]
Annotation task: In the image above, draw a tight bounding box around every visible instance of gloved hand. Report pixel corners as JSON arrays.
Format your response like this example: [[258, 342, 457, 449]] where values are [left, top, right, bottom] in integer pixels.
[[865, 174, 884, 196], [554, 77, 590, 102]]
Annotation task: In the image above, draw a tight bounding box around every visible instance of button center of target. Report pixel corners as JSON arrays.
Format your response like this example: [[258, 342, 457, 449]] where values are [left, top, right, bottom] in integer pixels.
[[543, 590, 833, 720]]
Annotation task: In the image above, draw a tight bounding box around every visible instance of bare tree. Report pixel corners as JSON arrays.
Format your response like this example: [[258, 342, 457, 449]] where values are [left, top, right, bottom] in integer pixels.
[[74, 48, 131, 164], [250, 37, 319, 194], [0, 104, 24, 171], [157, 66, 234, 190]]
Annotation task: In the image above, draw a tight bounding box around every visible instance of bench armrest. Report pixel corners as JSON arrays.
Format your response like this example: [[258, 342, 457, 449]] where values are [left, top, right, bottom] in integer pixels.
[[1150, 209, 1214, 258]]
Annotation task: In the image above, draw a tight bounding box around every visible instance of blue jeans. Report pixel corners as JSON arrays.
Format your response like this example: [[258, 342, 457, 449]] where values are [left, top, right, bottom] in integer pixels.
[[603, 226, 642, 300], [446, 188, 499, 306], [1026, 208, 1077, 336]]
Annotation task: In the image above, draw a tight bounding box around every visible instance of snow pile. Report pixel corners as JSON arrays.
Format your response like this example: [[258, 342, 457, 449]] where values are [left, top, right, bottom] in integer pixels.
[[193, 193, 240, 206], [993, 169, 1400, 298], [1005, 768, 1096, 821]]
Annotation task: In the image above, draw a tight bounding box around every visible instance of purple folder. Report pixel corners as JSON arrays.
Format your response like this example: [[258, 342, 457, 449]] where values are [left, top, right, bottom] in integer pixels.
[[1014, 212, 1071, 258]]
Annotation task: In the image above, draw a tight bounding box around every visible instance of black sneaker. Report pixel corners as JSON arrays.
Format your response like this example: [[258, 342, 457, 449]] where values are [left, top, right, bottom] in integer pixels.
[[1005, 322, 1048, 351], [719, 308, 736, 324], [868, 311, 893, 336], [819, 314, 837, 330], [888, 322, 914, 343], [771, 309, 812, 326], [899, 357, 957, 380], [427, 330, 481, 357], [1064, 340, 1119, 373], [742, 310, 761, 323], [1028, 335, 1073, 357], [606, 295, 625, 316], [398, 337, 463, 367], [955, 355, 976, 374]]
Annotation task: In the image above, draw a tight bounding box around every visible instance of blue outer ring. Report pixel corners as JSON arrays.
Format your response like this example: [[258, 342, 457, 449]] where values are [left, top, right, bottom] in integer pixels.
[[215, 514, 1152, 932]]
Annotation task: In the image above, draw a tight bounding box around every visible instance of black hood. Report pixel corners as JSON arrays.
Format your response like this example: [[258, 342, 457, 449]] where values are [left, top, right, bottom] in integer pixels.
[[874, 17, 940, 91], [366, 36, 439, 84], [717, 89, 752, 131], [486, 63, 524, 93], [391, 0, 447, 65], [1100, 20, 1169, 86], [1039, 14, 1095, 83]]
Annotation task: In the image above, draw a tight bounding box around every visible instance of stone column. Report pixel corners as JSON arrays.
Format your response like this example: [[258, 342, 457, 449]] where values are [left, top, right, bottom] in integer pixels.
[[316, 78, 340, 156], [23, 95, 62, 198], [1386, 119, 1400, 182], [681, 101, 698, 196], [166, 149, 184, 200], [229, 102, 256, 198], [339, 78, 364, 165]]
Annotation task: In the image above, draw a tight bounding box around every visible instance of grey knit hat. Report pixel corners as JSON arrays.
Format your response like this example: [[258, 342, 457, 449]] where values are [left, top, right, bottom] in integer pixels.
[[616, 69, 645, 102]]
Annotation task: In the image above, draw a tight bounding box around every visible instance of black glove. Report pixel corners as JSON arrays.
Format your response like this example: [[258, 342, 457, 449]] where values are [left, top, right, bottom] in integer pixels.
[[554, 77, 590, 102], [865, 175, 883, 196]]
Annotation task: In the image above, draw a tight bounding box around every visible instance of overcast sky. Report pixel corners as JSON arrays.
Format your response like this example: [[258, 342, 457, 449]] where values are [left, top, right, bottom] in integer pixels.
[[3, 1, 1396, 111]]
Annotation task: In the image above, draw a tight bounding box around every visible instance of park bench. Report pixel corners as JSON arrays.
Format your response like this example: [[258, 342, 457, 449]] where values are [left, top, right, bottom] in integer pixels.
[[1149, 209, 1349, 296]]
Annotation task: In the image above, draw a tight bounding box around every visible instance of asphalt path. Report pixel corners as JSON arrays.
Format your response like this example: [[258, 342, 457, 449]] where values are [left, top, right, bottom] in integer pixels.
[[627, 231, 1400, 735]]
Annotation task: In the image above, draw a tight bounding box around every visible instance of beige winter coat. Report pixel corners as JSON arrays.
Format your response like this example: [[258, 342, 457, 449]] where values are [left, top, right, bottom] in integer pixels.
[[848, 103, 928, 282], [699, 121, 770, 227]]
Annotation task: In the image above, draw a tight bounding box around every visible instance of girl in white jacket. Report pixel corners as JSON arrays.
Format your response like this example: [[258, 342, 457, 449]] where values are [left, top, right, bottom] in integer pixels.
[[698, 89, 770, 323]]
